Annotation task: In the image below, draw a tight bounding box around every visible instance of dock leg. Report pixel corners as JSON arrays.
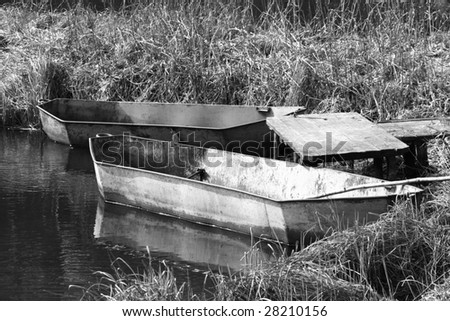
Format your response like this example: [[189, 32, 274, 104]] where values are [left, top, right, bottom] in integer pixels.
[[416, 139, 429, 170], [273, 133, 278, 159], [374, 157, 384, 179], [386, 155, 397, 180], [403, 142, 418, 178], [349, 160, 354, 171]]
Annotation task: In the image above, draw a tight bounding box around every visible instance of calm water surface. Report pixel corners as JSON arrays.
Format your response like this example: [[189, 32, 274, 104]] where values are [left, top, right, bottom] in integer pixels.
[[0, 130, 271, 300]]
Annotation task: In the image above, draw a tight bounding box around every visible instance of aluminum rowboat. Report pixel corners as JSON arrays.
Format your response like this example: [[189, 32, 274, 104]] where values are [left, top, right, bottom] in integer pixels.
[[37, 99, 299, 155], [89, 134, 422, 244]]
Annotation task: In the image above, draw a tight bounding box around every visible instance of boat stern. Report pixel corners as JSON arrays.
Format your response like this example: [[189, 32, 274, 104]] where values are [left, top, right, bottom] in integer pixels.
[[37, 102, 71, 145]]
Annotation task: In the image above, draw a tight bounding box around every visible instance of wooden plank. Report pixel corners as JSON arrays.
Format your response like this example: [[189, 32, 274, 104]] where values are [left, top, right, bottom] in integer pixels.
[[336, 114, 405, 153], [298, 113, 406, 156], [267, 113, 408, 162], [292, 117, 328, 156], [320, 113, 382, 154], [285, 114, 363, 159], [300, 114, 369, 160], [378, 118, 450, 142], [269, 116, 356, 160], [268, 117, 317, 159], [284, 117, 355, 161]]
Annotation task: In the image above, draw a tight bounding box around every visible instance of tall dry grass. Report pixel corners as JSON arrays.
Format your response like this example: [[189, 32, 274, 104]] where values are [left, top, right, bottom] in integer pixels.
[[1, 0, 450, 126]]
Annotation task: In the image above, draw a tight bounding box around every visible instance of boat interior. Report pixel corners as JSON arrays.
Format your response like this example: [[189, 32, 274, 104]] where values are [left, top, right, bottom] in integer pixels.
[[90, 135, 422, 201]]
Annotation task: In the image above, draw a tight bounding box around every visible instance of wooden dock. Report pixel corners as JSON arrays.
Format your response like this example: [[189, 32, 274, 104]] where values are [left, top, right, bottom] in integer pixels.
[[267, 113, 409, 164], [377, 118, 450, 177], [377, 118, 450, 142], [267, 114, 450, 178]]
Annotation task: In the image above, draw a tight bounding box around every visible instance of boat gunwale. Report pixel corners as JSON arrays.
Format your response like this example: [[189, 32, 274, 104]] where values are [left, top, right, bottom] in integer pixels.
[[89, 137, 422, 203], [37, 103, 296, 131]]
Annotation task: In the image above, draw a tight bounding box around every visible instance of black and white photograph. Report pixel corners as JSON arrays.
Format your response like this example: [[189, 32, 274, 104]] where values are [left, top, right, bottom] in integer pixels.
[[1, 0, 449, 318]]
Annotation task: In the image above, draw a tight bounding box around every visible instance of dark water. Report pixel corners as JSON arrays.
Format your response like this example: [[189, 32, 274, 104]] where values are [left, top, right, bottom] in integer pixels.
[[0, 130, 272, 300]]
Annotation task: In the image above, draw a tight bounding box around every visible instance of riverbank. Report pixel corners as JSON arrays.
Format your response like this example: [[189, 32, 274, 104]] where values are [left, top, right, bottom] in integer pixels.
[[1, 1, 450, 300], [2, 1, 450, 127]]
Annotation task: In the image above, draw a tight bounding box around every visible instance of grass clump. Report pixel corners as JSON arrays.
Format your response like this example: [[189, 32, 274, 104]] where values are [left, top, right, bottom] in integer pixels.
[[294, 205, 450, 300], [75, 253, 188, 301], [211, 256, 381, 301], [208, 198, 450, 301]]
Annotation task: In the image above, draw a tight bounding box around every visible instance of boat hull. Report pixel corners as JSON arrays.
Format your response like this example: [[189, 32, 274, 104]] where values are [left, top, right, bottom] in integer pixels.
[[94, 162, 395, 244], [37, 99, 298, 155], [90, 135, 422, 244]]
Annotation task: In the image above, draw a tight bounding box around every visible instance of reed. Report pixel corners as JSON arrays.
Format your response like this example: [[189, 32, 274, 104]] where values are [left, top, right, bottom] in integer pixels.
[[1, 1, 450, 127], [209, 251, 382, 301], [72, 249, 189, 301]]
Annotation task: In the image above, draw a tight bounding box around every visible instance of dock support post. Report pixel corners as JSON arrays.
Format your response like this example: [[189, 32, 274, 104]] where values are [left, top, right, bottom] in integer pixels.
[[386, 155, 397, 180], [404, 143, 417, 178], [404, 139, 428, 178], [416, 139, 429, 169], [273, 133, 278, 159], [374, 157, 384, 179]]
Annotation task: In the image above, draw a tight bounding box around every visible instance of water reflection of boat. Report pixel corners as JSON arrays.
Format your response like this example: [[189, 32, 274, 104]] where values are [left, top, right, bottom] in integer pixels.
[[94, 199, 274, 271]]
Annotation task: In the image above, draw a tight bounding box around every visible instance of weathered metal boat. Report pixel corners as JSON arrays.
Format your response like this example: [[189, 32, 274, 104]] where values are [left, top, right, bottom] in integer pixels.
[[37, 99, 300, 154], [89, 134, 423, 245]]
